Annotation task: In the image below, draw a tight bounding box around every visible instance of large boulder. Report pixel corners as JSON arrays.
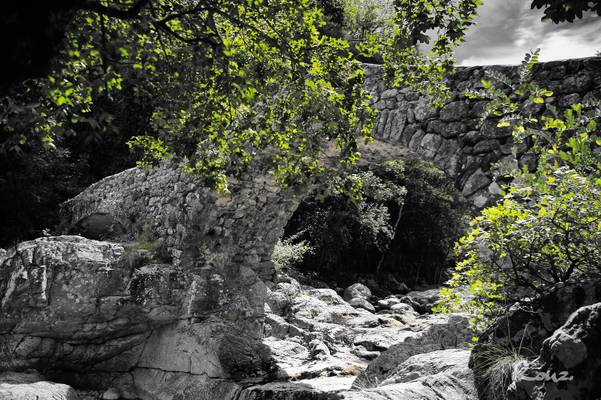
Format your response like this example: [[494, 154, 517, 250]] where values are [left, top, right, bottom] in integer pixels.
[[0, 236, 271, 399], [353, 313, 471, 388], [470, 277, 601, 400], [340, 349, 476, 400], [0, 371, 78, 400], [506, 302, 601, 400], [343, 283, 371, 302]]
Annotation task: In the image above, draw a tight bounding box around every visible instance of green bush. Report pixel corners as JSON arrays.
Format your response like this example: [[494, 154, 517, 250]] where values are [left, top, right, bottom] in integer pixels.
[[439, 168, 601, 330], [437, 51, 601, 331], [272, 233, 314, 271]]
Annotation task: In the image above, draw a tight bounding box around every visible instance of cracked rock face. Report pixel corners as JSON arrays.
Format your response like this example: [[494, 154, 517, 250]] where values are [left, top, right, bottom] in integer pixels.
[[506, 302, 601, 400], [0, 235, 271, 399]]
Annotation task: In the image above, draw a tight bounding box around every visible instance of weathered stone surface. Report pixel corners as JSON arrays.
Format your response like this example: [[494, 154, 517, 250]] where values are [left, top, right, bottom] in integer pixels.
[[440, 101, 470, 122], [340, 349, 476, 400], [366, 56, 601, 206], [388, 303, 416, 315], [354, 313, 471, 388], [400, 288, 442, 314], [343, 283, 372, 302], [0, 371, 78, 400], [102, 387, 120, 400], [506, 303, 601, 400], [348, 298, 376, 313], [376, 297, 401, 310], [59, 163, 301, 282], [0, 236, 270, 399], [470, 277, 601, 400], [461, 168, 491, 198], [419, 134, 443, 159], [237, 350, 477, 400], [238, 379, 353, 400], [254, 268, 476, 400]]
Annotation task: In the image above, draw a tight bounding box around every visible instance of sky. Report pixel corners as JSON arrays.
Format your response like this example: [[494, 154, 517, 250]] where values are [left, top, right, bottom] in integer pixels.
[[455, 0, 601, 66]]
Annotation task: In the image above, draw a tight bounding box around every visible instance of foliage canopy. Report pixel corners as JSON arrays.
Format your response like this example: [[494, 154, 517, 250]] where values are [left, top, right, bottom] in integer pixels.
[[531, 0, 601, 22], [1, 0, 481, 195]]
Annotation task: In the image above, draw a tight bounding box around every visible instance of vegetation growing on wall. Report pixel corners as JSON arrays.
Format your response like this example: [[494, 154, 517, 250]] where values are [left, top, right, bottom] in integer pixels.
[[436, 51, 601, 332]]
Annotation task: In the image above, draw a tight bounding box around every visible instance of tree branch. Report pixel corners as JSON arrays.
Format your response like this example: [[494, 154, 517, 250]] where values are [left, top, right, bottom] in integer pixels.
[[80, 0, 151, 20]]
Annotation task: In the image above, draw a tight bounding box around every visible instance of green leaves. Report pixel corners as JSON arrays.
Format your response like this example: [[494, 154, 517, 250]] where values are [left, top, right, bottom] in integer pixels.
[[444, 50, 601, 333], [3, 0, 480, 194]]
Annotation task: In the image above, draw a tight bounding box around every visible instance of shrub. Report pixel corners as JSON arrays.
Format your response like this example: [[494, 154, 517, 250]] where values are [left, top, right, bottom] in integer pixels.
[[271, 233, 314, 271], [437, 51, 601, 331], [440, 168, 601, 330]]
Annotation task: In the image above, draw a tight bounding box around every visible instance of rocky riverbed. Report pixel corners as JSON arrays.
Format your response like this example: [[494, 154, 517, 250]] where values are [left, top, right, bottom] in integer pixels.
[[0, 235, 476, 400]]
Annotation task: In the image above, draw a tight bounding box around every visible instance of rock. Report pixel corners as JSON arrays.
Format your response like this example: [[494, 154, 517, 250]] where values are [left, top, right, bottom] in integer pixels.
[[376, 297, 401, 310], [560, 72, 593, 93], [288, 288, 380, 331], [380, 348, 473, 386], [389, 303, 416, 314], [461, 168, 492, 198], [440, 101, 470, 122], [348, 297, 376, 313], [414, 98, 438, 121], [238, 378, 354, 400], [470, 277, 601, 400], [353, 330, 418, 353], [343, 283, 371, 302], [102, 387, 121, 400], [340, 349, 477, 400], [354, 313, 471, 388], [0, 371, 78, 400], [0, 236, 270, 399], [400, 288, 442, 314], [506, 302, 601, 400], [309, 339, 331, 359], [351, 347, 381, 360], [266, 288, 290, 316], [265, 313, 305, 339], [473, 139, 500, 154]]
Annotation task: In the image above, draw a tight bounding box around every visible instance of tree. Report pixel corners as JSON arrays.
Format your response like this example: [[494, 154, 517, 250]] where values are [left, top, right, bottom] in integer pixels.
[[0, 0, 480, 245], [2, 0, 480, 188], [530, 0, 601, 23], [284, 159, 466, 287]]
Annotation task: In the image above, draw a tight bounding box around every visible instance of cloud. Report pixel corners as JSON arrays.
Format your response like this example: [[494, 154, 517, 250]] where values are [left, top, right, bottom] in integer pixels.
[[456, 0, 601, 66]]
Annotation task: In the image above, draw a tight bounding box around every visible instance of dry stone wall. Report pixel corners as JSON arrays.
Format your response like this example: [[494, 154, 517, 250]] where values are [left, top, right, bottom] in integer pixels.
[[365, 57, 601, 207]]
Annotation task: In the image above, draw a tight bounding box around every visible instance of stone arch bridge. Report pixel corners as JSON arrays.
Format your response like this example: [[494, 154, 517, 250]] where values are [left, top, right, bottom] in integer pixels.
[[1, 57, 599, 399]]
